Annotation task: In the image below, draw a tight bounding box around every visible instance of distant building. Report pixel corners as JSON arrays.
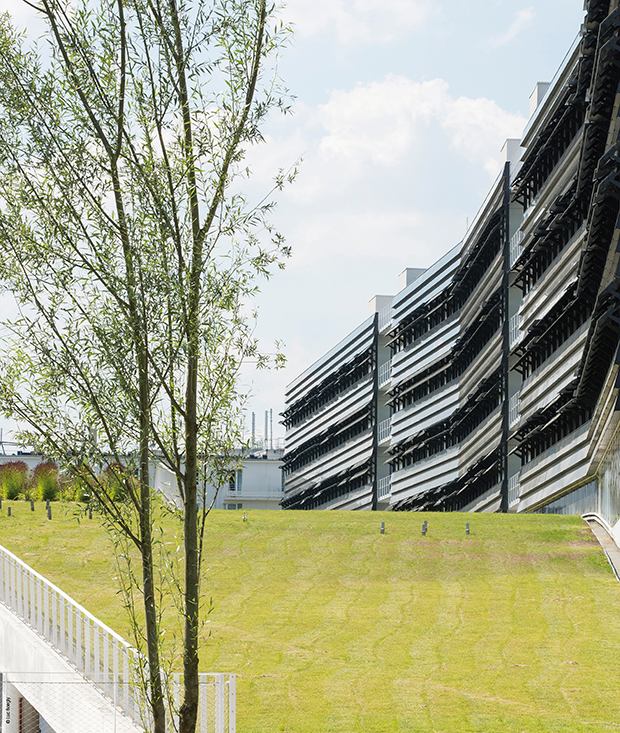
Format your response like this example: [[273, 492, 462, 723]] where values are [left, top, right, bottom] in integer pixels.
[[154, 447, 284, 511], [282, 0, 620, 523]]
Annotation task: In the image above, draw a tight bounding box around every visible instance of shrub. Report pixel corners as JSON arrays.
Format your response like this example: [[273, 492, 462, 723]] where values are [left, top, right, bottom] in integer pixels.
[[58, 472, 90, 502], [0, 461, 29, 499], [34, 461, 59, 501], [103, 462, 129, 501]]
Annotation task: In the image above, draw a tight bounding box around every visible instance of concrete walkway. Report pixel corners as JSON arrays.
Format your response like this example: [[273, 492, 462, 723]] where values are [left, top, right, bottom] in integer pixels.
[[584, 517, 620, 580]]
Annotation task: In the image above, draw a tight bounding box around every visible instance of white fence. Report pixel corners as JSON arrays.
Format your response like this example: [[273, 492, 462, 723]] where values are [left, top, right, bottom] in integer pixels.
[[508, 474, 520, 508], [378, 360, 392, 387], [508, 313, 522, 350], [378, 418, 392, 444], [0, 544, 235, 732], [509, 230, 524, 267], [508, 392, 520, 428], [378, 305, 392, 332], [377, 476, 392, 500]]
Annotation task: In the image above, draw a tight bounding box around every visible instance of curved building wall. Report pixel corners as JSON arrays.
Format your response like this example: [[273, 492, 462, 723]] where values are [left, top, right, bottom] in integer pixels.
[[283, 0, 620, 514]]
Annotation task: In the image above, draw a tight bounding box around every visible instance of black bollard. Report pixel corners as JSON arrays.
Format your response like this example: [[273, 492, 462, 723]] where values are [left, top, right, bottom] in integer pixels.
[[381, 521, 385, 535], [7, 506, 11, 517], [466, 522, 470, 536], [88, 507, 92, 520], [47, 505, 51, 520], [30, 500, 35, 511]]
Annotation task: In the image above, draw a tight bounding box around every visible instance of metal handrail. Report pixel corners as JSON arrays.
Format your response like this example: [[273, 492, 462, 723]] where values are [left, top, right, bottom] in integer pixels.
[[508, 393, 519, 428], [378, 418, 391, 444], [378, 360, 392, 387], [0, 544, 236, 732], [509, 313, 521, 349], [508, 474, 519, 507], [377, 476, 391, 499]]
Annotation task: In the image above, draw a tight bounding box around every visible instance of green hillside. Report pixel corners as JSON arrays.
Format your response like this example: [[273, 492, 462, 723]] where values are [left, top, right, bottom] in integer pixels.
[[1, 503, 620, 732]]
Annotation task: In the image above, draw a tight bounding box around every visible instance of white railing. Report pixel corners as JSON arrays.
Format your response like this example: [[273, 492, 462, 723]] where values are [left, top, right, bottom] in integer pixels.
[[378, 360, 392, 387], [508, 229, 523, 267], [378, 305, 392, 332], [508, 393, 519, 428], [377, 475, 391, 499], [0, 544, 235, 732], [508, 474, 520, 508], [509, 313, 521, 349], [378, 417, 391, 444], [509, 230, 524, 267]]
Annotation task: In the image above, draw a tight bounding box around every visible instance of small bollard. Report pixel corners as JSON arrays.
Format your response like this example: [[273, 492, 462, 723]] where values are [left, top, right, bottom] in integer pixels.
[[422, 521, 427, 536], [47, 505, 51, 520], [243, 511, 247, 522], [0, 498, 3, 509], [381, 521, 385, 535], [88, 507, 92, 520], [466, 522, 470, 535], [7, 506, 11, 517], [30, 500, 35, 511]]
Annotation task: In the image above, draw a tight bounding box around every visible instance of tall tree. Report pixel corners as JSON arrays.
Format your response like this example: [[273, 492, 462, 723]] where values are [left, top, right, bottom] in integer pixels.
[[0, 1, 292, 731]]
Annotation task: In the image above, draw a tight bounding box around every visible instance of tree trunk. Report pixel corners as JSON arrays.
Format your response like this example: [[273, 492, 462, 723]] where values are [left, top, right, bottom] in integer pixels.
[[138, 354, 167, 733], [179, 348, 200, 733]]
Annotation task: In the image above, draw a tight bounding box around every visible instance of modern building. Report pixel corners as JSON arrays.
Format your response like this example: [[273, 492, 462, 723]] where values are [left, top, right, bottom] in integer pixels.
[[154, 447, 285, 511], [282, 0, 620, 526]]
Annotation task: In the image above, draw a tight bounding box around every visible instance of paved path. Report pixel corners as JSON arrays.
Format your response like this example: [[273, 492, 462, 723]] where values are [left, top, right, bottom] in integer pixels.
[[584, 517, 620, 580]]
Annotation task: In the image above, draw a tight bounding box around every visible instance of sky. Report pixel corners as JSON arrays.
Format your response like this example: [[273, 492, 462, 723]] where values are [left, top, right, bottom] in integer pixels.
[[0, 0, 587, 446]]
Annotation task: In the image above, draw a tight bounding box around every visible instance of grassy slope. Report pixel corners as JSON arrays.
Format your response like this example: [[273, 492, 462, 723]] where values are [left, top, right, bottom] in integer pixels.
[[1, 503, 620, 732]]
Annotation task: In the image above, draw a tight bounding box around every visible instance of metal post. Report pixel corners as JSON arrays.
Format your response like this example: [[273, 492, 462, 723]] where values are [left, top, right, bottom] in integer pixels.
[[229, 674, 236, 733], [215, 674, 225, 733]]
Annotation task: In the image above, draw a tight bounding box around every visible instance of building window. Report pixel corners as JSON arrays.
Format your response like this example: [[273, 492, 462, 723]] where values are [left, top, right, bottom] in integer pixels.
[[228, 469, 242, 492], [226, 503, 242, 510]]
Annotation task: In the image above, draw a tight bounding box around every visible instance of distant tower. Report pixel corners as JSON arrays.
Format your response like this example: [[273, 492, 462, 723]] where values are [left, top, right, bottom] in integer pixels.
[[251, 412, 256, 446], [269, 408, 273, 450], [264, 411, 268, 450]]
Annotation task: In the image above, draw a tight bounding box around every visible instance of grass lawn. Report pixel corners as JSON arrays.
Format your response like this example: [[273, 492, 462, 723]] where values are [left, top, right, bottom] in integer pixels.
[[1, 503, 620, 732]]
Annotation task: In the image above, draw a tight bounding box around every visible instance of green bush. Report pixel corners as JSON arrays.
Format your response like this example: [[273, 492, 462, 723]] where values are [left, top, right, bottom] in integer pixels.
[[58, 473, 90, 502], [0, 461, 29, 499], [34, 461, 59, 501], [103, 462, 129, 501]]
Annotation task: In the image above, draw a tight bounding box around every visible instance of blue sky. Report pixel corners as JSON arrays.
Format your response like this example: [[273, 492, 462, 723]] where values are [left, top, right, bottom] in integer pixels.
[[0, 0, 587, 445]]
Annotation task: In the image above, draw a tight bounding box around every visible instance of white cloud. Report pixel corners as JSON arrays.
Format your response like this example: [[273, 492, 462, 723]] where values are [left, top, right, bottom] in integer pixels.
[[243, 73, 526, 269], [314, 75, 526, 176], [283, 0, 430, 44], [490, 8, 535, 48]]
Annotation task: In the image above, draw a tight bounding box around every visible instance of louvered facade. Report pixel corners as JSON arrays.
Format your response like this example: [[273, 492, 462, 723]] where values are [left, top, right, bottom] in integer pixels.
[[283, 0, 620, 516]]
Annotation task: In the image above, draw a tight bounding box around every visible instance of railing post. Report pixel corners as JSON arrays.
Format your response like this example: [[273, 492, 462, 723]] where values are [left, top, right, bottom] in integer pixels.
[[52, 588, 58, 649], [60, 595, 66, 656], [94, 625, 101, 688], [215, 674, 225, 733], [113, 637, 119, 714], [104, 629, 110, 701], [228, 675, 236, 733], [123, 646, 130, 712], [29, 569, 35, 627], [0, 550, 5, 603], [200, 674, 208, 733]]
